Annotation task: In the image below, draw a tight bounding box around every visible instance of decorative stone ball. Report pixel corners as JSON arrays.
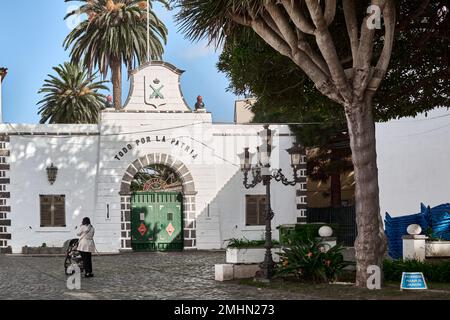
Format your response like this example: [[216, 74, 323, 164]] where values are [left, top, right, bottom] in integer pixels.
[[407, 224, 422, 236], [319, 226, 333, 237]]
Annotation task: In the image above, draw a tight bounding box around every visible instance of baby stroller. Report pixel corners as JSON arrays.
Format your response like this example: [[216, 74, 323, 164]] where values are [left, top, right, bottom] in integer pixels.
[[64, 239, 84, 275]]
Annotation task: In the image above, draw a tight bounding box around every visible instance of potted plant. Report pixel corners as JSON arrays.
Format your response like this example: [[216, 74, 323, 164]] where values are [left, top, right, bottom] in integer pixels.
[[225, 238, 282, 264]]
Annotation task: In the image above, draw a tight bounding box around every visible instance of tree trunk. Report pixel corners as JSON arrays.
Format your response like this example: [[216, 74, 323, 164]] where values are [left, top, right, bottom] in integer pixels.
[[330, 148, 342, 208], [110, 57, 122, 110], [345, 97, 387, 288]]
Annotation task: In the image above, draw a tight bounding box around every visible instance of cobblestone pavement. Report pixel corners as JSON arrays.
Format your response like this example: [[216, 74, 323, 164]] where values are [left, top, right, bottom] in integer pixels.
[[0, 251, 315, 300]]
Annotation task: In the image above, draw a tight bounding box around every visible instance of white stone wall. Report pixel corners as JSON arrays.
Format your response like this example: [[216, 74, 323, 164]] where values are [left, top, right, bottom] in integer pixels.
[[7, 125, 99, 253], [377, 108, 450, 217], [3, 62, 302, 253], [94, 111, 218, 252], [4, 119, 301, 253], [123, 61, 191, 112], [209, 125, 298, 246]]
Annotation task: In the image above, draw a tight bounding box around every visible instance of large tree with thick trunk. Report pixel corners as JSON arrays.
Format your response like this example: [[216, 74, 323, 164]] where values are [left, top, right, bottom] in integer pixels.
[[175, 0, 449, 287], [217, 27, 353, 208]]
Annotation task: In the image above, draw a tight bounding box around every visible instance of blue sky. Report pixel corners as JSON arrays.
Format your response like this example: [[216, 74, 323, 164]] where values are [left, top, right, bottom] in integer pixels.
[[0, 1, 239, 124]]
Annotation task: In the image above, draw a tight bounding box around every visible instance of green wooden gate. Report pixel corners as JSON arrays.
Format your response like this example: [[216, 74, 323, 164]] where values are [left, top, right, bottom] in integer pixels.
[[131, 192, 183, 252]]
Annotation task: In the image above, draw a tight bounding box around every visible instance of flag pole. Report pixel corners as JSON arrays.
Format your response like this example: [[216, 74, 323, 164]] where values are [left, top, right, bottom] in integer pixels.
[[147, 0, 150, 62]]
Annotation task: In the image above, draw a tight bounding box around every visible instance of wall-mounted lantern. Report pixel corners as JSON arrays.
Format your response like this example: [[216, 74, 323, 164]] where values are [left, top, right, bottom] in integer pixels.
[[46, 163, 58, 185]]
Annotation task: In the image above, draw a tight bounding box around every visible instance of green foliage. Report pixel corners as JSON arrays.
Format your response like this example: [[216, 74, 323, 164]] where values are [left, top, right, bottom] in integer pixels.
[[38, 62, 108, 124], [279, 224, 338, 246], [217, 26, 353, 190], [276, 235, 351, 283], [177, 0, 449, 123], [212, 1, 448, 182], [64, 0, 169, 76], [384, 259, 450, 283], [226, 238, 279, 248], [131, 164, 183, 192], [425, 227, 444, 241]]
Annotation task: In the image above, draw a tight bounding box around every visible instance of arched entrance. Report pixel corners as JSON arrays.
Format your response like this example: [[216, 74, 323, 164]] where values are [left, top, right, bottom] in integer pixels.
[[119, 154, 197, 251]]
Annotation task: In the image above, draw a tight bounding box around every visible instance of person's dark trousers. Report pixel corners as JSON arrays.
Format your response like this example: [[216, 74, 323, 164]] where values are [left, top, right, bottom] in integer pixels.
[[80, 251, 93, 274]]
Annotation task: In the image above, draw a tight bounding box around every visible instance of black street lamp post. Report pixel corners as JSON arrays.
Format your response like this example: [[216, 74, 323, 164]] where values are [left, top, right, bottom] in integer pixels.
[[239, 125, 305, 280]]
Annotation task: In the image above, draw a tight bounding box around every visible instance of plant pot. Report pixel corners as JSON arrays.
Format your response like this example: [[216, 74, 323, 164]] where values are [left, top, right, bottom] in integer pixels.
[[426, 240, 450, 257], [226, 247, 282, 264]]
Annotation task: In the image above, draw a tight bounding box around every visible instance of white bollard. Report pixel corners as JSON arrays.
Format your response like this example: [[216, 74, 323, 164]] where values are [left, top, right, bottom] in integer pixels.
[[403, 224, 427, 262], [318, 226, 337, 252], [215, 264, 234, 282]]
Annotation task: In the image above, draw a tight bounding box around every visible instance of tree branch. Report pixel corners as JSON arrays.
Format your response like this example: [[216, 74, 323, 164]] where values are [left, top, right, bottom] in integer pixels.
[[264, 2, 299, 52], [227, 12, 252, 27], [251, 18, 293, 58], [324, 0, 337, 26], [261, 11, 284, 39], [305, 0, 353, 103], [367, 0, 396, 94], [343, 0, 359, 64], [250, 17, 343, 104], [352, 0, 387, 102], [280, 0, 316, 35], [264, 1, 330, 76]]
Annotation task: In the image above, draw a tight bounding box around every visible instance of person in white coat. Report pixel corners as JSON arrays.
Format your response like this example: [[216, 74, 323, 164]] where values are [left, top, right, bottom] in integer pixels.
[[77, 217, 96, 278]]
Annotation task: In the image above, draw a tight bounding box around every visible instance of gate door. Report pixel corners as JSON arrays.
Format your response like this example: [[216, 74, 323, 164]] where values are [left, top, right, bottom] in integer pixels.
[[131, 192, 183, 252]]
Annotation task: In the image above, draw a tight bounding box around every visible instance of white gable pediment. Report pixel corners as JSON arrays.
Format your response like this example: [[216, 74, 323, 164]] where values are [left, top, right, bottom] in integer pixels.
[[123, 61, 191, 112]]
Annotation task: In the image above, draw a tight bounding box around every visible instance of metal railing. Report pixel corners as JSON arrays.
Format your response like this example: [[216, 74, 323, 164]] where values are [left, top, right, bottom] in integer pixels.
[[307, 206, 357, 247]]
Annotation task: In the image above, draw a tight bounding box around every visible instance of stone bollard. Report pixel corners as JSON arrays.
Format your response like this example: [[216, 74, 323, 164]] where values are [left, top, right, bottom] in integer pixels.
[[319, 237, 338, 252], [403, 224, 427, 262], [318, 226, 337, 252], [215, 264, 234, 282]]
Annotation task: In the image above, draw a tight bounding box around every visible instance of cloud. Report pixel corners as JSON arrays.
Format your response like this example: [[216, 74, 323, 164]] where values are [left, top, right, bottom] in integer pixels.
[[182, 41, 220, 60]]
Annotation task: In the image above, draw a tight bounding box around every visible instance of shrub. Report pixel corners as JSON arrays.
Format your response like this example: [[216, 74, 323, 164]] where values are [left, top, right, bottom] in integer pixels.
[[226, 238, 280, 248], [278, 223, 338, 246], [275, 236, 352, 283], [384, 259, 450, 283]]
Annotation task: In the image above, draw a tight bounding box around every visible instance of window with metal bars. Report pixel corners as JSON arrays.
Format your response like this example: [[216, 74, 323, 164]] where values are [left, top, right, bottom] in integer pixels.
[[40, 195, 66, 227]]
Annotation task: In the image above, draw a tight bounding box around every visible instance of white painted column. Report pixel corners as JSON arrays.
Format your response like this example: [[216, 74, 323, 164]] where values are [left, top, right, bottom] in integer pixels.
[[403, 235, 427, 262]]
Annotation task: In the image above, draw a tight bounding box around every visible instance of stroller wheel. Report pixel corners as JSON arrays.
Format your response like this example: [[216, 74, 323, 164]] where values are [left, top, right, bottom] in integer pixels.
[[64, 258, 76, 276]]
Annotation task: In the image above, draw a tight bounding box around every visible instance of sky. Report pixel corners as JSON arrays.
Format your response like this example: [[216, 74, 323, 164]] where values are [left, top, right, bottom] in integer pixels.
[[0, 0, 240, 124]]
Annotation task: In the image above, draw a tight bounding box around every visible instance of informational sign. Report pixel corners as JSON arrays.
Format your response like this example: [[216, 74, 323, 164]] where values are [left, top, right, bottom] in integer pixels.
[[400, 272, 428, 290]]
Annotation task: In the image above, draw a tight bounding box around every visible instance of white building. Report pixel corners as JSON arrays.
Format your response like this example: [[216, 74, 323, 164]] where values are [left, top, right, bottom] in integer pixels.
[[376, 107, 450, 217], [0, 62, 307, 254]]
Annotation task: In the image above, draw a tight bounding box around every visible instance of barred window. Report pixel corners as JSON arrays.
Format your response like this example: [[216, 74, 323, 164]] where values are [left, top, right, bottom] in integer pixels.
[[246, 195, 267, 226], [40, 195, 66, 227]]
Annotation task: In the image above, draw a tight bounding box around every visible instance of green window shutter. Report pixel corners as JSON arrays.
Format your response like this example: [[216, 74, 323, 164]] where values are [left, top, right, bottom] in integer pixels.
[[40, 196, 52, 227]]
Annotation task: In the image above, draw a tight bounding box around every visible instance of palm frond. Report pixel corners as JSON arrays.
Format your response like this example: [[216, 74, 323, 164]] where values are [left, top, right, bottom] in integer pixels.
[[38, 62, 109, 124]]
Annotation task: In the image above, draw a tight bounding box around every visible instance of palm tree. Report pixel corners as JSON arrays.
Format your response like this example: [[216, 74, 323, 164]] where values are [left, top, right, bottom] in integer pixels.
[[64, 0, 169, 110], [38, 62, 109, 124]]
